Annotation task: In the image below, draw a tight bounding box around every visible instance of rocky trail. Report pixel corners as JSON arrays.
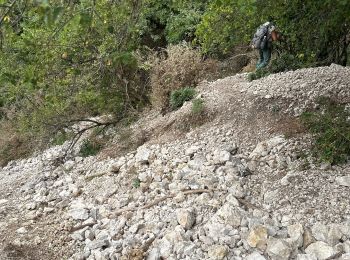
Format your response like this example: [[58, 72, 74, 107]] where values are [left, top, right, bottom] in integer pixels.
[[1, 64, 350, 260]]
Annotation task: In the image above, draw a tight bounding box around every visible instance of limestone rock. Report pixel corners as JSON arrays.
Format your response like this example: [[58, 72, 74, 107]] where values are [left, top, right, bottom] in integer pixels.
[[245, 252, 266, 260], [135, 147, 151, 163], [215, 203, 244, 228], [303, 227, 316, 249], [336, 176, 350, 187], [266, 237, 292, 260], [177, 208, 196, 230], [247, 225, 268, 250], [305, 241, 336, 260], [86, 239, 109, 250], [287, 223, 304, 248], [208, 245, 228, 260], [296, 254, 317, 260], [68, 208, 89, 220]]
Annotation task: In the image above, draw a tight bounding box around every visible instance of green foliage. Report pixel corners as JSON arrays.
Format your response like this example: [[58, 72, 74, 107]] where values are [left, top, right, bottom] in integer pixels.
[[170, 87, 196, 110], [248, 68, 270, 81], [79, 139, 103, 157], [132, 178, 141, 188], [51, 131, 70, 146], [142, 0, 209, 46], [196, 0, 350, 63], [191, 98, 204, 114], [301, 98, 350, 165], [0, 0, 149, 152], [260, 0, 350, 65], [196, 0, 258, 55]]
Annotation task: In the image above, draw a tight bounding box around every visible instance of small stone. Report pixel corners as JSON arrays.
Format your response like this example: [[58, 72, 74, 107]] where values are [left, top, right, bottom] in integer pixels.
[[305, 241, 336, 260], [16, 227, 28, 234], [135, 147, 151, 163], [266, 237, 292, 260], [68, 208, 89, 220], [208, 245, 228, 260], [311, 222, 328, 242], [339, 253, 350, 260], [0, 199, 8, 205], [177, 208, 196, 230], [25, 202, 37, 210], [287, 223, 304, 248], [85, 230, 95, 240], [86, 239, 109, 250], [303, 227, 316, 248], [247, 225, 268, 250], [327, 224, 343, 246], [43, 207, 55, 213], [335, 176, 350, 187], [245, 252, 266, 260], [296, 254, 317, 260]]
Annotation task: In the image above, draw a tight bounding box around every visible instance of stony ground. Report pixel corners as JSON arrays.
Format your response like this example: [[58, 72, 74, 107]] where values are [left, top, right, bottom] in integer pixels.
[[0, 64, 350, 260]]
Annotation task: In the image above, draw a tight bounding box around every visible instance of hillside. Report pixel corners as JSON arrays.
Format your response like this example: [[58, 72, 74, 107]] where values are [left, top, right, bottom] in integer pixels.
[[0, 64, 350, 260]]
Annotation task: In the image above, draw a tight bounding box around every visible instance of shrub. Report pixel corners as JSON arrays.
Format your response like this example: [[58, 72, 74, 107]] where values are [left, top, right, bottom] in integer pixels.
[[191, 98, 205, 114], [149, 44, 218, 110], [79, 139, 103, 157], [51, 131, 70, 146], [170, 87, 196, 110], [132, 178, 141, 188], [301, 97, 350, 165], [248, 68, 269, 81]]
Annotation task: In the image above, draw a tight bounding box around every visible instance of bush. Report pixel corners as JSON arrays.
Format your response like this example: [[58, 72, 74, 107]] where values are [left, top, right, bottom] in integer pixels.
[[301, 97, 350, 165], [79, 139, 103, 157], [248, 68, 270, 81], [149, 44, 218, 110], [170, 87, 196, 110], [191, 98, 205, 114]]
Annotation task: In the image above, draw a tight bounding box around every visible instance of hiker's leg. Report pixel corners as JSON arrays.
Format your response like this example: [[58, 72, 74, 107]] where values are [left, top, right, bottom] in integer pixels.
[[256, 49, 264, 69], [262, 47, 272, 66], [257, 47, 271, 69]]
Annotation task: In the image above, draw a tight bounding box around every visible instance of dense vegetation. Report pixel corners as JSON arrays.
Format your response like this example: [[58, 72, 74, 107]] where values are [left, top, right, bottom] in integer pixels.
[[0, 0, 349, 164]]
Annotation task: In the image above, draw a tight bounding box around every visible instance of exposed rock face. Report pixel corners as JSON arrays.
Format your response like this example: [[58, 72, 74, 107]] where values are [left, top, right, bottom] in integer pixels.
[[0, 65, 350, 259]]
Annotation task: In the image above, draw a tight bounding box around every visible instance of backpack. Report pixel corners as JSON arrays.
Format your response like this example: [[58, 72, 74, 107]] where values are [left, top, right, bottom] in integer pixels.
[[251, 23, 269, 49]]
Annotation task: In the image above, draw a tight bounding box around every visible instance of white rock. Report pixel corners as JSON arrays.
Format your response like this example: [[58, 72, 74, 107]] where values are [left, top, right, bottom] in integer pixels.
[[16, 227, 28, 234], [339, 253, 350, 260], [247, 225, 268, 250], [287, 223, 304, 248], [336, 176, 350, 187], [0, 199, 8, 205], [68, 208, 89, 220], [266, 237, 292, 260], [208, 245, 228, 260], [245, 252, 266, 260], [177, 208, 196, 230], [305, 241, 336, 260], [135, 147, 151, 163], [86, 239, 109, 250], [311, 222, 328, 243], [296, 254, 317, 260], [215, 203, 244, 227]]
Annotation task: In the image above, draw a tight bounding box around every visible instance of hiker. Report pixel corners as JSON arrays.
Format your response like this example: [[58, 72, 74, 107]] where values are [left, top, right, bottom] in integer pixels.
[[251, 22, 278, 69]]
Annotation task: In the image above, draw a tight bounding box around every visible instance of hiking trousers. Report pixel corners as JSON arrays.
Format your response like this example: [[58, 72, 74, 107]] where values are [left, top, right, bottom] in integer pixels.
[[256, 47, 271, 69]]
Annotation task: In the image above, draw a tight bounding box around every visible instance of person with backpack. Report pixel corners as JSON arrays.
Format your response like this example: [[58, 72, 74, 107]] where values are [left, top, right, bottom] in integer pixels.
[[251, 22, 278, 69]]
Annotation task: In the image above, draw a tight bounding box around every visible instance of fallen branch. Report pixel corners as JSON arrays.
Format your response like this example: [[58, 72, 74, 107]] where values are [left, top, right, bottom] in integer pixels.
[[113, 189, 215, 217], [69, 221, 97, 232]]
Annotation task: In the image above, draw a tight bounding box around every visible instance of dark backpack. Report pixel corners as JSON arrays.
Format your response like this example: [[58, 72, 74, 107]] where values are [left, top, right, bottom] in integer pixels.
[[251, 24, 269, 49]]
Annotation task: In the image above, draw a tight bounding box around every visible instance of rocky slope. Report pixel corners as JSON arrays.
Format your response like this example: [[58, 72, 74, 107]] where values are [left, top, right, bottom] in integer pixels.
[[0, 64, 350, 260]]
